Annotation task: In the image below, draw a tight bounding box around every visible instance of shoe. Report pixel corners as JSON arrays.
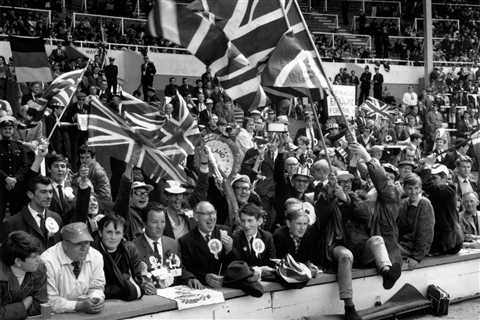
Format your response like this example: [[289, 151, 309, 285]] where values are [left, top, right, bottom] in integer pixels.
[[382, 262, 401, 290], [344, 305, 362, 320]]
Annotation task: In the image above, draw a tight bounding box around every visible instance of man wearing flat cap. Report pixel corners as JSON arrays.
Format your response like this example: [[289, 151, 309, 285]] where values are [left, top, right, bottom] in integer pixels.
[[41, 222, 105, 314], [0, 115, 30, 219]]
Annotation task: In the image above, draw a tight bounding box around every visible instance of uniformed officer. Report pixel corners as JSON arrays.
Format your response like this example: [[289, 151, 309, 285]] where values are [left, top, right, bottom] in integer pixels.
[[0, 116, 30, 220]]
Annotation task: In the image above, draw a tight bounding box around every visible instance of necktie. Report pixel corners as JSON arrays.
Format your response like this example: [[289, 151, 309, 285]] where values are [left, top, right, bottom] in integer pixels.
[[153, 241, 161, 257], [249, 237, 254, 255], [72, 261, 81, 278], [37, 213, 46, 235], [57, 185, 65, 210], [205, 234, 211, 243]]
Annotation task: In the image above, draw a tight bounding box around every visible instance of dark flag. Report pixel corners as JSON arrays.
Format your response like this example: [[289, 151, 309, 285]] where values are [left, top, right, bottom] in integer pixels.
[[9, 36, 52, 82]]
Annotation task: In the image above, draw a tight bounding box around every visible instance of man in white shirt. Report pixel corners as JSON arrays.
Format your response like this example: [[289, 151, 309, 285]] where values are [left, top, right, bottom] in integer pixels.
[[402, 85, 418, 108], [41, 222, 105, 314]]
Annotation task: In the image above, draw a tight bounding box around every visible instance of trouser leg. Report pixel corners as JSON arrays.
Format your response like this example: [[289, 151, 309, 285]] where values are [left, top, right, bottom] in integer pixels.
[[366, 236, 392, 270], [333, 245, 354, 300]]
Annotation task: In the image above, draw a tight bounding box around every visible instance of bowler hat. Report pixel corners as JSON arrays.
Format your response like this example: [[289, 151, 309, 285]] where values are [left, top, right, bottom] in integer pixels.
[[223, 261, 264, 297]]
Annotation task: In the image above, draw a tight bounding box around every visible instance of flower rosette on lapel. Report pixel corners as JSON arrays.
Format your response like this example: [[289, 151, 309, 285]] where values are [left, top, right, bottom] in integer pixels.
[[45, 217, 59, 237], [252, 238, 265, 258], [208, 238, 222, 260]]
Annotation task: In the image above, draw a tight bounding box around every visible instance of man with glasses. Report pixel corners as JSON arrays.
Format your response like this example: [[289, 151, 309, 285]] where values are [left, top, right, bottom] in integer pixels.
[[179, 201, 239, 288], [41, 222, 105, 314], [114, 162, 153, 241]]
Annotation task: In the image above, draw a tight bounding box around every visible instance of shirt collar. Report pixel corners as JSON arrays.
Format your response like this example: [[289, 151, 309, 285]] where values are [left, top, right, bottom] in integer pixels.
[[144, 234, 162, 249], [198, 229, 212, 240], [409, 196, 422, 207], [51, 180, 65, 188], [57, 242, 92, 265], [28, 204, 45, 218]]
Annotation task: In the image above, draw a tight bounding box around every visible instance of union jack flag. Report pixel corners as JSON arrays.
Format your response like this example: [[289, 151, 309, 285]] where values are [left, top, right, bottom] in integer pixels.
[[87, 96, 188, 183], [119, 90, 200, 163], [359, 97, 396, 120]]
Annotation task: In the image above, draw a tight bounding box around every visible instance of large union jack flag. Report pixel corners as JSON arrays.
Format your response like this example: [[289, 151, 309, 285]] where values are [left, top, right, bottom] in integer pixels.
[[41, 68, 87, 106], [359, 96, 396, 120], [87, 96, 188, 183], [119, 90, 200, 163]]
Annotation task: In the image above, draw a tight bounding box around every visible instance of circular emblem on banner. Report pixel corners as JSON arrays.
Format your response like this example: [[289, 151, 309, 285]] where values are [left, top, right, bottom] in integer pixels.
[[208, 238, 223, 259], [204, 134, 241, 177], [252, 238, 265, 257], [45, 217, 59, 234]]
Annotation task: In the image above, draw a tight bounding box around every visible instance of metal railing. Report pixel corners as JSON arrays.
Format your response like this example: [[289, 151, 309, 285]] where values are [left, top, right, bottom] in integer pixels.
[[0, 5, 51, 24], [44, 38, 189, 54], [413, 18, 460, 36], [303, 13, 339, 29], [352, 16, 401, 34], [322, 0, 401, 16], [312, 31, 372, 51], [72, 12, 146, 36]]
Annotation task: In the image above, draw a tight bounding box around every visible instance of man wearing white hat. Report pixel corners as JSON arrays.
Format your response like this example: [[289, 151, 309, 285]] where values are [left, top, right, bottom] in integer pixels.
[[163, 180, 197, 240], [114, 163, 154, 240]]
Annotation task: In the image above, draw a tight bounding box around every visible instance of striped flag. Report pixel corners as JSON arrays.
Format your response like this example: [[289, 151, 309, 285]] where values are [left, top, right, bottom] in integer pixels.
[[88, 96, 188, 183], [359, 97, 396, 120], [148, 0, 249, 79], [120, 90, 201, 162], [9, 36, 52, 83], [25, 67, 87, 121]]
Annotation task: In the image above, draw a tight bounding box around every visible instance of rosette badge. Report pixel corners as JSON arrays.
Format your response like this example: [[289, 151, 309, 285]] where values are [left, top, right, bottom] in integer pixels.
[[45, 217, 59, 236], [208, 239, 223, 260], [252, 238, 265, 258]]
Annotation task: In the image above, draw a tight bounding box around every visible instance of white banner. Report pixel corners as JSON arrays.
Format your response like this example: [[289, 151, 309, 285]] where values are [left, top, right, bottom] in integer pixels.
[[327, 85, 356, 118]]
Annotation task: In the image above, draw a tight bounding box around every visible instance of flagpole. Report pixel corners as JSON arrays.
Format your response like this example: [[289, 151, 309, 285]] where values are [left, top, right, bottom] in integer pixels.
[[46, 62, 89, 141], [292, 0, 355, 143], [278, 0, 332, 169]]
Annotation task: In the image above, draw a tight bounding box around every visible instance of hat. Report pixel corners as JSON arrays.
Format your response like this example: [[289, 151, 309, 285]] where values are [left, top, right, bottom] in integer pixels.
[[76, 91, 87, 98], [206, 98, 214, 104], [253, 136, 269, 145], [277, 254, 312, 289], [337, 170, 354, 181], [250, 110, 261, 116], [223, 261, 264, 297], [132, 181, 154, 192], [0, 115, 17, 127], [326, 122, 339, 130], [368, 145, 384, 153], [292, 165, 312, 180], [109, 57, 115, 61], [456, 155, 472, 166], [231, 174, 251, 187], [61, 222, 93, 243], [146, 86, 156, 93], [383, 163, 399, 177], [277, 115, 288, 123], [398, 160, 416, 169], [431, 164, 449, 176], [267, 108, 276, 114], [164, 180, 186, 194]]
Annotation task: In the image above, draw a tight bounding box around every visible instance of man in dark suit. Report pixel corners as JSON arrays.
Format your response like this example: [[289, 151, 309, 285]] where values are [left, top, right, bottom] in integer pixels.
[[162, 181, 197, 240], [141, 56, 156, 100], [164, 77, 178, 98], [179, 201, 239, 288], [232, 203, 276, 267], [104, 57, 118, 96], [373, 66, 384, 100], [46, 153, 75, 224], [133, 203, 197, 289], [179, 78, 192, 97], [198, 98, 215, 126], [45, 102, 71, 160], [359, 65, 372, 104], [453, 156, 479, 203], [1, 175, 62, 251], [294, 113, 321, 148]]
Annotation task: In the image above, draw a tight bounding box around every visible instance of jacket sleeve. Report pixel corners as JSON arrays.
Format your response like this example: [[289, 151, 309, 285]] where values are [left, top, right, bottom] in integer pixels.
[[411, 200, 436, 262], [366, 159, 398, 203], [72, 186, 91, 223], [189, 171, 209, 206], [91, 165, 112, 202], [113, 175, 132, 221], [179, 237, 206, 283], [29, 263, 48, 316], [0, 302, 27, 320]]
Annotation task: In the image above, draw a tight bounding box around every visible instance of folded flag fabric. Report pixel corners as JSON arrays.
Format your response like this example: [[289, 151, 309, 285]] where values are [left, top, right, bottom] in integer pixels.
[[359, 96, 396, 120], [64, 43, 89, 61], [9, 36, 52, 83], [88, 96, 188, 183], [26, 67, 87, 121], [148, 0, 249, 79]]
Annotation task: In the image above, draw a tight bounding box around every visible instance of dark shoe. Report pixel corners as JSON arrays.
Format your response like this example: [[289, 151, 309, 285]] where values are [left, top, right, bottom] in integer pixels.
[[382, 262, 401, 290], [344, 305, 362, 320]]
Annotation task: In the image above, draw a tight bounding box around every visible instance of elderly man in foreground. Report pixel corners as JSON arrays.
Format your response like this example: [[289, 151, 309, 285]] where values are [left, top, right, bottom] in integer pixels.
[[41, 222, 105, 314]]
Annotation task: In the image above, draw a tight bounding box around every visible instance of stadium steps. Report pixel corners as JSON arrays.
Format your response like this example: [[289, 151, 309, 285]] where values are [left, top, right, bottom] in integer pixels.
[[304, 13, 338, 33]]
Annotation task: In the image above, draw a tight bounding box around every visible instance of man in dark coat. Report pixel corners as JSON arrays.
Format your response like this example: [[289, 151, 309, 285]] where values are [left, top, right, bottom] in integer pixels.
[[104, 57, 118, 95], [373, 66, 384, 100], [359, 66, 372, 104], [1, 175, 63, 251], [0, 231, 47, 319], [140, 56, 156, 100], [164, 77, 178, 98], [179, 201, 239, 288], [179, 78, 193, 97], [0, 116, 30, 219]]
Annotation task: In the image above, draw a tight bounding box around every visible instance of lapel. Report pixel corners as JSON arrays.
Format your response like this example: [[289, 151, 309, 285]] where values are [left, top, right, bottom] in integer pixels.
[[21, 208, 45, 240], [139, 234, 154, 257]]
